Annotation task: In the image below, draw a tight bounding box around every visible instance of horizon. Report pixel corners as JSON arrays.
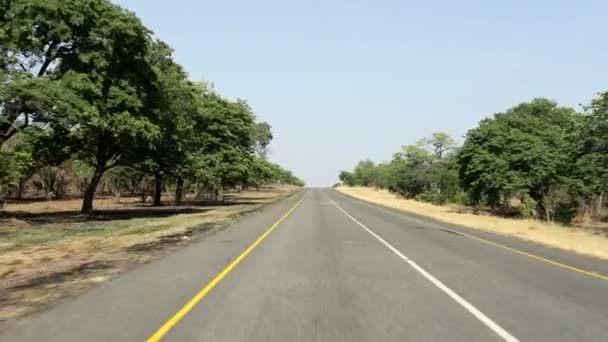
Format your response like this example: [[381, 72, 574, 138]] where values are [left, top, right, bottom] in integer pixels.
[[114, 0, 608, 186]]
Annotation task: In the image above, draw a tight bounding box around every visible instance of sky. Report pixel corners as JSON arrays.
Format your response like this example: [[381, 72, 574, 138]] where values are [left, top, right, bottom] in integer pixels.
[[114, 0, 608, 186]]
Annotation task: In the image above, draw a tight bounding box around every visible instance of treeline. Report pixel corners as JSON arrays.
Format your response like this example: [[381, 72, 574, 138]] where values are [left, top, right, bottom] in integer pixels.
[[340, 95, 608, 225], [0, 0, 304, 212]]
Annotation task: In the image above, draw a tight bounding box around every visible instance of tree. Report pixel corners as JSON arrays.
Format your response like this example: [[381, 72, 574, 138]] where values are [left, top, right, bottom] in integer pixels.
[[424, 153, 461, 204], [339, 171, 357, 186], [56, 3, 160, 212], [573, 92, 608, 219], [351, 159, 378, 186], [458, 98, 580, 219], [253, 122, 273, 159], [132, 40, 197, 206], [184, 91, 256, 197], [0, 0, 110, 147], [1, 0, 308, 207], [340, 132, 462, 204], [422, 132, 457, 159], [1, 0, 161, 212]]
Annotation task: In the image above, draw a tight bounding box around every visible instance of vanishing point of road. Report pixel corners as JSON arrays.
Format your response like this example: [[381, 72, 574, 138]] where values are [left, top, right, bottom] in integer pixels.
[[2, 189, 608, 341]]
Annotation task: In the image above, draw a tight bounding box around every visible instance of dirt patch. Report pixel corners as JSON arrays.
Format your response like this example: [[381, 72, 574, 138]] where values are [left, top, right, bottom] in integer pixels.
[[336, 186, 608, 260], [0, 186, 301, 322]]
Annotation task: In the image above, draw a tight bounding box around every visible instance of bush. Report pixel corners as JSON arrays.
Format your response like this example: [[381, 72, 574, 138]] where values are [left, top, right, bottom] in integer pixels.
[[415, 190, 452, 205], [415, 190, 435, 204], [553, 201, 578, 225], [515, 194, 537, 218], [451, 191, 468, 205]]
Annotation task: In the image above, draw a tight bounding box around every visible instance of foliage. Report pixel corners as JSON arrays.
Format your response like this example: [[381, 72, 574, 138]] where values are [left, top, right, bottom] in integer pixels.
[[0, 0, 304, 210], [341, 95, 608, 224], [253, 122, 273, 159], [340, 132, 462, 205], [458, 98, 580, 219], [516, 194, 537, 218]]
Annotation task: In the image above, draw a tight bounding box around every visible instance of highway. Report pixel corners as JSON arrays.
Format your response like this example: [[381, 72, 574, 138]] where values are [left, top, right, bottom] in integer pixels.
[[2, 188, 608, 341]]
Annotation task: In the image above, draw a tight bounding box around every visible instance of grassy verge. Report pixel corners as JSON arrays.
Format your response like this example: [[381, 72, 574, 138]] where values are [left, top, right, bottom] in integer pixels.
[[0, 186, 300, 322], [336, 186, 608, 260]]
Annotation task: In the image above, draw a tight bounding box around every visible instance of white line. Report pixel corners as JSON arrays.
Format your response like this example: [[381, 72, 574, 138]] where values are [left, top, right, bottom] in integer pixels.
[[331, 200, 519, 342]]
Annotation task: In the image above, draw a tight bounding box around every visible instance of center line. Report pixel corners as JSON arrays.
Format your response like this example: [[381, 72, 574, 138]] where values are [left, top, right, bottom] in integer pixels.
[[331, 200, 519, 342]]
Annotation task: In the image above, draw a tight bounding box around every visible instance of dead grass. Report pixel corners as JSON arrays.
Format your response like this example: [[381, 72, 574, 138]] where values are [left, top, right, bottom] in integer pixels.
[[336, 186, 608, 260], [0, 186, 300, 322], [3, 196, 144, 213]]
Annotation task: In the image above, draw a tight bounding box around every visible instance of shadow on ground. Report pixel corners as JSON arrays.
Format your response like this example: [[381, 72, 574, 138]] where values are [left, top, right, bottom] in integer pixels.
[[0, 192, 278, 226], [0, 207, 211, 225]]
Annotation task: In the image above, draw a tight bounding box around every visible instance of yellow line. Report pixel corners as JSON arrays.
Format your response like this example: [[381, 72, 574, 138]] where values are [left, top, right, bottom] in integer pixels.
[[447, 228, 608, 282], [337, 191, 608, 282], [146, 196, 305, 342]]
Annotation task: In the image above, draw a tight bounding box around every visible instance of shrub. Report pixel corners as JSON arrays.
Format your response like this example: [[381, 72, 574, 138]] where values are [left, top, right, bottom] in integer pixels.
[[515, 194, 537, 218]]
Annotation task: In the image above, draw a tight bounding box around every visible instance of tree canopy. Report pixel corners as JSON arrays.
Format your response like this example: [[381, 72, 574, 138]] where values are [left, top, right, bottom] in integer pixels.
[[340, 94, 608, 224], [0, 0, 304, 211]]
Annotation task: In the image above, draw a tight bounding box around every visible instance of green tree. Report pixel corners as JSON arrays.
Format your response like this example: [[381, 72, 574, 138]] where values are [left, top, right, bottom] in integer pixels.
[[352, 159, 378, 186], [1, 0, 162, 211], [339, 170, 357, 186], [131, 40, 198, 206], [0, 0, 109, 146], [185, 91, 256, 197], [574, 92, 608, 219], [58, 3, 160, 212], [458, 98, 580, 219], [421, 132, 457, 159], [252, 122, 273, 159]]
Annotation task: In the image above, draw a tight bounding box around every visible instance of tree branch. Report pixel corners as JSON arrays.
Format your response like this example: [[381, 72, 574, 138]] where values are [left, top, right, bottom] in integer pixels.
[[18, 61, 27, 72], [3, 124, 19, 143], [37, 41, 59, 77]]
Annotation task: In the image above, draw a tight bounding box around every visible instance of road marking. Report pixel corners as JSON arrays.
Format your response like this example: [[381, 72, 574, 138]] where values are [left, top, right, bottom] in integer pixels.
[[331, 200, 519, 342], [337, 192, 608, 282], [451, 230, 608, 281], [146, 196, 305, 342]]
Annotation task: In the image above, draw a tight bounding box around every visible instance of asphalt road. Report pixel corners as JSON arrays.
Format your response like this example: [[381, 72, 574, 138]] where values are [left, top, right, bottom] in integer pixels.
[[2, 188, 608, 341]]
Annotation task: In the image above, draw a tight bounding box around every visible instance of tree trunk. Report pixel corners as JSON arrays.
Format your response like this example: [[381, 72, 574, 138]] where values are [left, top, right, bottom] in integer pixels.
[[175, 177, 184, 205], [81, 165, 105, 213], [541, 197, 552, 222], [213, 187, 224, 204], [576, 196, 591, 223], [594, 192, 604, 218], [17, 177, 25, 200], [0, 100, 22, 147], [153, 173, 163, 207]]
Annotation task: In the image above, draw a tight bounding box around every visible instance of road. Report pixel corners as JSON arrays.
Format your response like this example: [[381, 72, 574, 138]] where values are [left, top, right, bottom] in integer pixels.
[[2, 188, 608, 341]]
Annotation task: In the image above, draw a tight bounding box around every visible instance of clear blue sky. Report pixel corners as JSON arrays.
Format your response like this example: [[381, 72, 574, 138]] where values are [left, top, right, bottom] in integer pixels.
[[114, 0, 607, 186]]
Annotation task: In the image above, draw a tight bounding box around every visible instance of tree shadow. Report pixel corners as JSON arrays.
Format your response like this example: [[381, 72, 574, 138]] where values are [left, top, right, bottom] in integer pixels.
[[0, 206, 211, 226], [177, 197, 264, 207], [446, 206, 522, 218]]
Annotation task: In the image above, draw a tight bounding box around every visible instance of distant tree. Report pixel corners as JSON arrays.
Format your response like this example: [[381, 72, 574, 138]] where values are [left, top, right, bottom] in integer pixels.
[[339, 170, 356, 186], [340, 132, 462, 204], [253, 122, 273, 159], [422, 132, 457, 160], [351, 159, 378, 186]]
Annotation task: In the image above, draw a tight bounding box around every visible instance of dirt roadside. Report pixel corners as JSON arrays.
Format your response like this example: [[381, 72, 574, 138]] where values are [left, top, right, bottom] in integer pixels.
[[0, 187, 301, 323]]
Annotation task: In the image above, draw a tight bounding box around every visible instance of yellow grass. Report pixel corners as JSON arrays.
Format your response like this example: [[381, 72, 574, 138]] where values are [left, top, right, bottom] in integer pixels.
[[336, 186, 608, 260]]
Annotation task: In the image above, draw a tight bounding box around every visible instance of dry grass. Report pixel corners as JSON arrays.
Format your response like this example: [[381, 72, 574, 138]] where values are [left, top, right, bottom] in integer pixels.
[[3, 197, 144, 213], [336, 186, 608, 260], [0, 186, 300, 322]]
